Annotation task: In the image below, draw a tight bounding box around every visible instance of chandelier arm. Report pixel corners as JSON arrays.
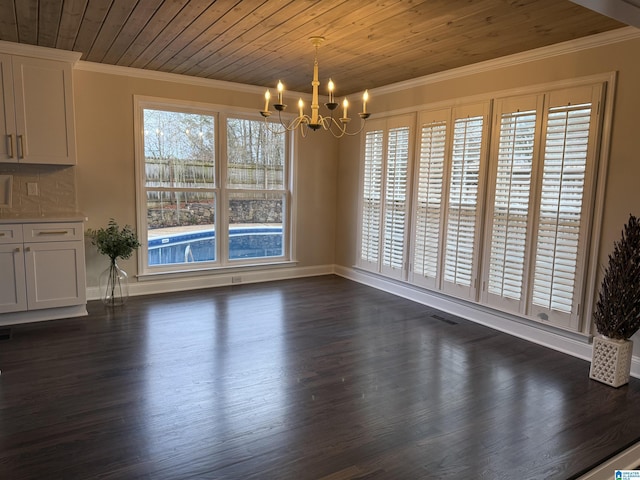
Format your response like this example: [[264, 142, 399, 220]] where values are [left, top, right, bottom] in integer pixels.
[[340, 118, 368, 136], [261, 115, 288, 135], [326, 116, 349, 138], [275, 110, 306, 132]]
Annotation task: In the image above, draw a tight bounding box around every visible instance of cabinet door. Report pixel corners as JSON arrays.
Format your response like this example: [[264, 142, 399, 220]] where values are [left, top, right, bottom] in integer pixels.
[[23, 241, 86, 310], [0, 243, 27, 313], [0, 54, 16, 162], [11, 56, 76, 165]]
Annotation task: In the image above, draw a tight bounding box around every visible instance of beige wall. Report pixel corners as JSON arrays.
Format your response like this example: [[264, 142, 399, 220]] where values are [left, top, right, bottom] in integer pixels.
[[74, 69, 338, 286], [335, 33, 640, 343]]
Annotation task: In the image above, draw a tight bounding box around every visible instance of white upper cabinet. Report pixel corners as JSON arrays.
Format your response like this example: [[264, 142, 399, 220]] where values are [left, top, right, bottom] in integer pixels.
[[0, 43, 79, 165]]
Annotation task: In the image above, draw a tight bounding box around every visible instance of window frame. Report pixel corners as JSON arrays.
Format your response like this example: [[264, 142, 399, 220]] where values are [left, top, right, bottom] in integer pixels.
[[134, 96, 295, 277]]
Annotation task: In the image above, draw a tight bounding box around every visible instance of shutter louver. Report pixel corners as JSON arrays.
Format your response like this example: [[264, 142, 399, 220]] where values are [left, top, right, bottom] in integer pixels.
[[360, 130, 384, 264], [444, 116, 484, 288], [488, 110, 536, 300], [382, 126, 410, 271], [413, 121, 446, 281], [532, 103, 591, 314]]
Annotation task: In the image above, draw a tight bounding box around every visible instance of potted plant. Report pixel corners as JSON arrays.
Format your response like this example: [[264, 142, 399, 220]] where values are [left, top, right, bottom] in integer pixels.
[[87, 219, 141, 307], [589, 214, 640, 387]]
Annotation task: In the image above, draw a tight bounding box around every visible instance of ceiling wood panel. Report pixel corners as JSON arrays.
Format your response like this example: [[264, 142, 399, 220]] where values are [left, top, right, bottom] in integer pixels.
[[0, 0, 626, 94], [127, 1, 215, 69], [15, 0, 39, 45], [170, 0, 275, 77], [0, 1, 18, 44], [144, 0, 243, 73], [37, 0, 63, 46], [114, 0, 191, 67], [179, 0, 300, 77], [55, 0, 88, 51], [99, 0, 165, 65], [84, 0, 140, 63], [72, 0, 112, 58]]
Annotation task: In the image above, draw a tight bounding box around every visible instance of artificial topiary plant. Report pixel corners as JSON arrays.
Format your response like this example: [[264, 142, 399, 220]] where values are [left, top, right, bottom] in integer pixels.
[[593, 214, 640, 340]]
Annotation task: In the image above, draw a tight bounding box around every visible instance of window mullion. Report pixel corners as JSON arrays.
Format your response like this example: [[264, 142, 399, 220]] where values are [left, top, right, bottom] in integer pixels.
[[219, 113, 229, 266]]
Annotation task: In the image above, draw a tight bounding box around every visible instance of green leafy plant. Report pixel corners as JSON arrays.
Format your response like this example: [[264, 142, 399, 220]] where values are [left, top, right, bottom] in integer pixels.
[[593, 214, 640, 340], [87, 219, 141, 262]]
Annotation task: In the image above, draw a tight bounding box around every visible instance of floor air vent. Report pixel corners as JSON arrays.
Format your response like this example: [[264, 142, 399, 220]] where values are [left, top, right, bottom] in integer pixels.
[[431, 314, 458, 325], [0, 328, 11, 340]]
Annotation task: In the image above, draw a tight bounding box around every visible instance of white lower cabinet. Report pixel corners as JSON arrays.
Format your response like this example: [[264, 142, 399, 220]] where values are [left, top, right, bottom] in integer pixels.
[[0, 241, 27, 312], [0, 221, 86, 320]]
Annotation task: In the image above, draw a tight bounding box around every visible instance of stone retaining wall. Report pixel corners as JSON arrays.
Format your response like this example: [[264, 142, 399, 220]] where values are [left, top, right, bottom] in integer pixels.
[[148, 199, 282, 229]]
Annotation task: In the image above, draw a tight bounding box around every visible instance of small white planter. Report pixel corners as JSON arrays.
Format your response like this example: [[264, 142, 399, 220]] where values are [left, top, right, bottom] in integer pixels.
[[589, 336, 633, 388]]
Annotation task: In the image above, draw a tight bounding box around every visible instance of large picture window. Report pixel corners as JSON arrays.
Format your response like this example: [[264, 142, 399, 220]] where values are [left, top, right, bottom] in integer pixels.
[[135, 98, 291, 275]]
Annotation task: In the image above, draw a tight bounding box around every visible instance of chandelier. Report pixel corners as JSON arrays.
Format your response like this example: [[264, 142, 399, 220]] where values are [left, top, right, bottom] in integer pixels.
[[260, 36, 370, 138]]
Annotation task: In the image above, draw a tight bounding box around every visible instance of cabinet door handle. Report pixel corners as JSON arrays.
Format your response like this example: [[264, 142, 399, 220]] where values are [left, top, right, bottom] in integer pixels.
[[37, 230, 69, 236], [14, 247, 21, 253], [7, 134, 14, 158], [0, 232, 5, 236], [24, 246, 31, 252], [17, 135, 24, 159]]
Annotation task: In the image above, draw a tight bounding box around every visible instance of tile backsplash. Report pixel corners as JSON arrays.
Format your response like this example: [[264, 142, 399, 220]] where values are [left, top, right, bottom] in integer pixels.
[[0, 164, 77, 215]]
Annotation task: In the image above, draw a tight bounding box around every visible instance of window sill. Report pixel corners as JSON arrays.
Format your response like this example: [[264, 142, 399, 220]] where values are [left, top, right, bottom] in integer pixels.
[[137, 260, 298, 282]]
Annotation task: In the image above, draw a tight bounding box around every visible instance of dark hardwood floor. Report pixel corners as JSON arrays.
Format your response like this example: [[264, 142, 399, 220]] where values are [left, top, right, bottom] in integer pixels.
[[0, 275, 639, 479]]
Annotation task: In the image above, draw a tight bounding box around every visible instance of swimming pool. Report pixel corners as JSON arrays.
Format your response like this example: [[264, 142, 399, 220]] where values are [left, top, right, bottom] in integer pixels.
[[147, 226, 283, 265]]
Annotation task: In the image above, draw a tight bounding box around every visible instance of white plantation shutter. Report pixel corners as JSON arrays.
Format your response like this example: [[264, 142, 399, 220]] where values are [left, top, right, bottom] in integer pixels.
[[532, 104, 590, 314], [483, 95, 542, 313], [381, 122, 412, 278], [356, 83, 606, 333], [530, 85, 602, 330], [442, 103, 489, 299], [411, 110, 448, 288], [358, 115, 413, 278], [360, 129, 384, 267]]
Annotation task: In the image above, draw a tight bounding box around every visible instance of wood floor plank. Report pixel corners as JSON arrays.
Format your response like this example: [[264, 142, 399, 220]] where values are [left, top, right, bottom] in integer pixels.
[[0, 275, 638, 479]]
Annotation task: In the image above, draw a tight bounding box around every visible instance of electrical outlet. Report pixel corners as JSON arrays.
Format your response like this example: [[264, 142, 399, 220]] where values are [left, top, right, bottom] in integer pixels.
[[27, 182, 39, 196], [232, 276, 242, 284]]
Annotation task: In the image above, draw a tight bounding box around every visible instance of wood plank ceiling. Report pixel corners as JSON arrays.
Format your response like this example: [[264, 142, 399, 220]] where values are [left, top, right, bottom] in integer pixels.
[[0, 0, 626, 95]]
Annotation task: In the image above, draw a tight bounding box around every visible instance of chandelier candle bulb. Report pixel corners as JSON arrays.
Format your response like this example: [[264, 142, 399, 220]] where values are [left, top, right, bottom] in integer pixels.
[[343, 98, 349, 119], [328, 79, 334, 103], [264, 90, 270, 112], [362, 90, 369, 114], [298, 98, 304, 118], [277, 81, 284, 104]]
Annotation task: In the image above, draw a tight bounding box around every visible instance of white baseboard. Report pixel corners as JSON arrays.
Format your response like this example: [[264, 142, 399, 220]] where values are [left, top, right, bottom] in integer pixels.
[[87, 264, 335, 301], [577, 441, 640, 479], [334, 265, 640, 380], [0, 304, 88, 327]]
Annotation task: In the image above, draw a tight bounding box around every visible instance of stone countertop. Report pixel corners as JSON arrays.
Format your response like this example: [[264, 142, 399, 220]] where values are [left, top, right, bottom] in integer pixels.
[[0, 212, 87, 224]]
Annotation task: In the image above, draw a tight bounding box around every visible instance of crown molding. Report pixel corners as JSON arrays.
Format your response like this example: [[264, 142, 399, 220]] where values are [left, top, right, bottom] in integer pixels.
[[75, 60, 313, 98], [0, 40, 82, 63], [370, 26, 640, 96]]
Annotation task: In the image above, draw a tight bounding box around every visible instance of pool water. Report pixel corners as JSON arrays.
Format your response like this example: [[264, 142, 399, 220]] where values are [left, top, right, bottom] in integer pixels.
[[148, 226, 283, 265]]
